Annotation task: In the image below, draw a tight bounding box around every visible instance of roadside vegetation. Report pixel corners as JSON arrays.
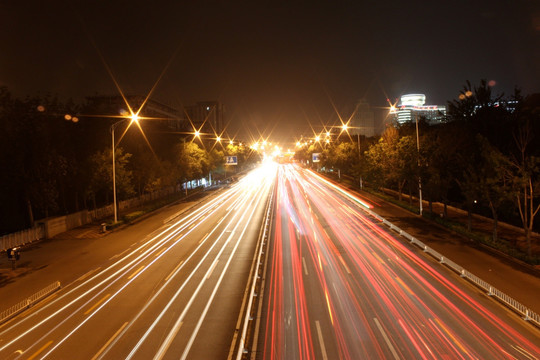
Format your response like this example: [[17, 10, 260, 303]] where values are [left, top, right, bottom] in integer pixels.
[[295, 80, 540, 264], [0, 87, 260, 234]]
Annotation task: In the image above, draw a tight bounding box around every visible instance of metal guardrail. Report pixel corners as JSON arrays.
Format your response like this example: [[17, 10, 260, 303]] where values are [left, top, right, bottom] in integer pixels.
[[0, 281, 61, 324], [364, 206, 540, 328], [234, 181, 276, 360]]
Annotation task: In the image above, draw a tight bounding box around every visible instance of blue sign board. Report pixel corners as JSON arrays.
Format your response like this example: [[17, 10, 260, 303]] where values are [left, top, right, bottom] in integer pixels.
[[226, 156, 238, 165], [312, 153, 320, 163]]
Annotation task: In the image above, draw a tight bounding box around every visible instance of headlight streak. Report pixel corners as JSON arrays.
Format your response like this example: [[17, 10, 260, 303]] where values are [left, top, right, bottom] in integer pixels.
[[0, 180, 247, 357], [178, 177, 273, 360], [262, 164, 540, 359], [124, 167, 275, 360], [125, 205, 251, 358], [24, 186, 251, 359]]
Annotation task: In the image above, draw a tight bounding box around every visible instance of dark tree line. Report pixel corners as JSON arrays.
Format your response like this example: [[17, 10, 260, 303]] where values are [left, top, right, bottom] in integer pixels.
[[0, 88, 257, 235], [304, 81, 540, 258]]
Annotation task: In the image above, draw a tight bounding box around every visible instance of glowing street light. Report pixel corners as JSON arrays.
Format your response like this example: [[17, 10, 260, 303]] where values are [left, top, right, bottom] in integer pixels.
[[111, 114, 139, 223]]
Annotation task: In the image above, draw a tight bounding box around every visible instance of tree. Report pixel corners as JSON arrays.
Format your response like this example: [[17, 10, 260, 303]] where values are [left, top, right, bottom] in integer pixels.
[[87, 147, 134, 207], [322, 141, 357, 176], [510, 108, 540, 257], [364, 126, 417, 201], [175, 141, 209, 182], [469, 136, 513, 243]]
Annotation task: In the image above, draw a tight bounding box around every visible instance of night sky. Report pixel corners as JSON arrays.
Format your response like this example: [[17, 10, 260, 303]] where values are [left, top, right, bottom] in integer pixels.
[[2, 1, 539, 140]]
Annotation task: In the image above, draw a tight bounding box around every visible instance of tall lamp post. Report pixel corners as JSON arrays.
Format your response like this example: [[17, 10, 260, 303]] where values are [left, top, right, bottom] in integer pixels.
[[111, 115, 139, 223], [415, 116, 423, 216]]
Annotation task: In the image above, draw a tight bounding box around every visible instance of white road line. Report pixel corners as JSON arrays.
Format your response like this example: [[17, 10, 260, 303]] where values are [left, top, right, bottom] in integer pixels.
[[165, 261, 184, 282], [315, 320, 328, 360], [206, 260, 219, 279], [91, 322, 128, 360], [302, 257, 309, 275], [153, 322, 183, 360], [373, 317, 400, 360]]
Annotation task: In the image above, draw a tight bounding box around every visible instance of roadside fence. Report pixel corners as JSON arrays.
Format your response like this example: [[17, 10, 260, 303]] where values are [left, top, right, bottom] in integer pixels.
[[364, 207, 540, 329], [0, 281, 61, 324], [0, 225, 44, 251]]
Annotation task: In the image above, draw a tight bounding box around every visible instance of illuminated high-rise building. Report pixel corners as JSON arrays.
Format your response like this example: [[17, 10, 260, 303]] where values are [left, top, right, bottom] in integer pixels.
[[391, 94, 446, 125]]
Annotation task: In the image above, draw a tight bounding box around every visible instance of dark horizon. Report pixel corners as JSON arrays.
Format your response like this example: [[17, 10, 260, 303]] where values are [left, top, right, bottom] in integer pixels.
[[2, 1, 539, 141]]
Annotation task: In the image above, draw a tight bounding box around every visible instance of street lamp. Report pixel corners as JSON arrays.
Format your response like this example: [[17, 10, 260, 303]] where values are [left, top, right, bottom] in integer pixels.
[[111, 114, 139, 223], [415, 116, 423, 216]]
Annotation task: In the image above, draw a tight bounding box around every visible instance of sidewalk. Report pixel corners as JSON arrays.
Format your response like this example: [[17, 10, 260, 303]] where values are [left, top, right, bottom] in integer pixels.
[[381, 188, 540, 259]]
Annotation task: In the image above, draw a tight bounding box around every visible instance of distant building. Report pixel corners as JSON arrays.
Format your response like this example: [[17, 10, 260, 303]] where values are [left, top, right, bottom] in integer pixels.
[[349, 99, 376, 137], [391, 94, 446, 125], [86, 95, 188, 131], [183, 101, 226, 135]]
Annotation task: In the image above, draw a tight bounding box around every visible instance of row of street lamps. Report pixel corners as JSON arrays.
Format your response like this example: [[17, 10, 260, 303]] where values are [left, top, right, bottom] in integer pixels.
[[296, 121, 423, 215], [109, 118, 262, 224]]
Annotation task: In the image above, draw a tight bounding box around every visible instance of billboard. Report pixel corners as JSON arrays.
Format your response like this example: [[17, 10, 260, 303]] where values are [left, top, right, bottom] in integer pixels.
[[312, 153, 320, 163]]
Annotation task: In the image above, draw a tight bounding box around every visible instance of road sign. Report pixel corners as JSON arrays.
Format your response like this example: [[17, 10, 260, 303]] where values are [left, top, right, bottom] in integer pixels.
[[312, 153, 320, 163], [225, 156, 238, 165]]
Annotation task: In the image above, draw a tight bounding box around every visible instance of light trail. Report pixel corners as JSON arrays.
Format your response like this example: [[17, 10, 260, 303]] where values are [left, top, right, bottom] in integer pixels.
[[0, 167, 266, 359], [261, 164, 540, 359]]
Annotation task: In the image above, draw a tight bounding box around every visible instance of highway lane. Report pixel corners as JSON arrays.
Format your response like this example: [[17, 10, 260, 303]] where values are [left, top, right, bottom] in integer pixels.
[[259, 164, 540, 359], [0, 163, 277, 360]]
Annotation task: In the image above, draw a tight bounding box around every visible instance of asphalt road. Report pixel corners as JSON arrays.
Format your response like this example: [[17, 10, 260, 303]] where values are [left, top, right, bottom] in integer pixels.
[[0, 164, 276, 360], [257, 164, 540, 359]]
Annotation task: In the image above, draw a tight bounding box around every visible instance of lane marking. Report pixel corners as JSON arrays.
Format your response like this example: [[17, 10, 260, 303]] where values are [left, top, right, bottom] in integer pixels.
[[109, 248, 130, 260], [27, 340, 53, 360], [84, 294, 111, 315], [373, 317, 400, 360], [206, 260, 219, 279], [165, 261, 184, 282], [338, 255, 351, 274], [91, 322, 128, 360], [127, 266, 145, 280], [372, 251, 386, 265], [315, 320, 328, 360], [154, 322, 183, 360], [77, 267, 102, 282], [302, 257, 309, 275], [433, 318, 468, 354], [198, 232, 210, 244], [154, 247, 166, 257], [395, 277, 414, 296]]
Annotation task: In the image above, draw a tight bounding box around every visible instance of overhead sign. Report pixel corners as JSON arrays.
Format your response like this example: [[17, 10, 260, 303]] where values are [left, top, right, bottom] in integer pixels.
[[225, 156, 238, 165], [312, 153, 320, 163]]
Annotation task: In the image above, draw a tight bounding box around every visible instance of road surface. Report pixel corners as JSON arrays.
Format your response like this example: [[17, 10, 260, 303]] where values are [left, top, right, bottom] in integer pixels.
[[0, 164, 277, 360], [258, 164, 540, 359]]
